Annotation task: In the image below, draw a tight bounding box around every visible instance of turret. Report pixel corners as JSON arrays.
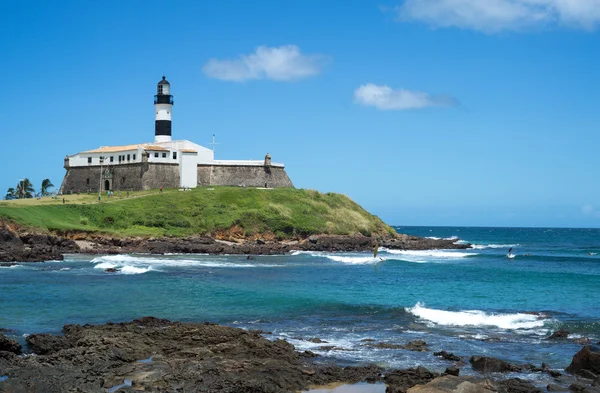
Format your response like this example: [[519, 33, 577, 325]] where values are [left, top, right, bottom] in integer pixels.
[[154, 76, 173, 143]]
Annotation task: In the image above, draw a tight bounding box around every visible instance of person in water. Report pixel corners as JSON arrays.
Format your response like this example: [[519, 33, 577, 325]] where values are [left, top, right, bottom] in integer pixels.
[[508, 247, 513, 254]]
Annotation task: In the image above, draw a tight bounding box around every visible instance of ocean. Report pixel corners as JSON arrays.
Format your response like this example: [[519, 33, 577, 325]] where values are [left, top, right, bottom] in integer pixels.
[[1, 226, 599, 384]]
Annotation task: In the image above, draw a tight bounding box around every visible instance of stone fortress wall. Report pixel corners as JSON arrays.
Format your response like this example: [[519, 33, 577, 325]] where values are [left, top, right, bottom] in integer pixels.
[[60, 162, 293, 193]]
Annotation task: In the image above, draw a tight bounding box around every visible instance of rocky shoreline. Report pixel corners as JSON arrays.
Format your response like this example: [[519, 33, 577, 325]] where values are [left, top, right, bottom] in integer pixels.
[[0, 318, 598, 393], [0, 223, 470, 263]]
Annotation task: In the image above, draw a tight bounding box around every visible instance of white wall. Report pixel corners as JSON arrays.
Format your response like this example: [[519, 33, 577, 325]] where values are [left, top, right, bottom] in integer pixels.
[[147, 149, 177, 163], [68, 148, 143, 167], [180, 152, 198, 188], [155, 104, 172, 121]]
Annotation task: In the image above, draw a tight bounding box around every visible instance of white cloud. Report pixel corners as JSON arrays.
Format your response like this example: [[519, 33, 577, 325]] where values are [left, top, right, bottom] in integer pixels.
[[354, 84, 458, 110], [202, 45, 327, 82], [394, 0, 600, 32], [582, 204, 600, 218]]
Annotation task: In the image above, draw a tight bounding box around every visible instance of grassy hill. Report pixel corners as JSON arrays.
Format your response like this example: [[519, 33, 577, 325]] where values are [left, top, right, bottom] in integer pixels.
[[0, 187, 396, 239]]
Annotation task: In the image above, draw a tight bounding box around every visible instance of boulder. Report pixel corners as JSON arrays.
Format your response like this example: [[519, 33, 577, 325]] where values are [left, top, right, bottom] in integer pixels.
[[470, 356, 518, 373], [444, 367, 460, 376], [385, 366, 439, 393], [404, 340, 430, 352], [547, 330, 570, 340], [407, 375, 495, 393], [496, 378, 542, 393], [546, 384, 569, 391], [26, 333, 72, 355], [435, 350, 463, 362], [566, 346, 600, 376], [0, 334, 22, 354]]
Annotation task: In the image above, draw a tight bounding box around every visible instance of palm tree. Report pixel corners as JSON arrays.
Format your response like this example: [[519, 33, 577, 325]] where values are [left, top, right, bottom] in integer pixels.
[[40, 178, 54, 196], [15, 178, 35, 199], [5, 188, 16, 200]]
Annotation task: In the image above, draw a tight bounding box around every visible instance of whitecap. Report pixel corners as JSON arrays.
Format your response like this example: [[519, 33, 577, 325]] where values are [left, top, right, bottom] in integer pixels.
[[470, 244, 519, 250], [325, 255, 384, 265], [406, 302, 548, 330], [425, 236, 459, 241], [119, 266, 152, 275], [383, 249, 476, 259], [90, 254, 281, 269]]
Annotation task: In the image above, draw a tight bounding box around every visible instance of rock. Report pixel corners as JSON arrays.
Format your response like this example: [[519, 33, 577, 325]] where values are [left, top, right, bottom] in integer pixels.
[[435, 350, 463, 362], [308, 235, 319, 244], [549, 370, 563, 378], [385, 366, 439, 393], [0, 334, 22, 354], [403, 340, 429, 352], [256, 238, 265, 245], [25, 333, 72, 355], [407, 375, 494, 393], [579, 369, 598, 380], [496, 378, 542, 393], [369, 342, 404, 349], [308, 337, 328, 344], [593, 377, 600, 387], [104, 267, 119, 273], [444, 367, 460, 376], [569, 383, 587, 392], [547, 384, 569, 391], [470, 356, 518, 373], [566, 346, 600, 376], [548, 330, 570, 340]]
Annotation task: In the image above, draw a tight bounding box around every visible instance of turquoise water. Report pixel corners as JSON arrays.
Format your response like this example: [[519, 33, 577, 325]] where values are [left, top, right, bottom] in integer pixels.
[[1, 227, 599, 380]]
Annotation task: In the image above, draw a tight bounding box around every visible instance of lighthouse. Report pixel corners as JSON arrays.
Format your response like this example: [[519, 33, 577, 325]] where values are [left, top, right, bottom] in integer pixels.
[[154, 76, 173, 143]]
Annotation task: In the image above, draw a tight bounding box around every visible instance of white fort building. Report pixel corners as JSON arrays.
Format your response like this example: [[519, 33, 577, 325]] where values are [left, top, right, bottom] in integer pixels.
[[60, 77, 293, 193]]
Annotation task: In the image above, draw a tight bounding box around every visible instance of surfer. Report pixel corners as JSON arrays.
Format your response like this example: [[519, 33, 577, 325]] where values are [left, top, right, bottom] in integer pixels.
[[508, 247, 513, 254]]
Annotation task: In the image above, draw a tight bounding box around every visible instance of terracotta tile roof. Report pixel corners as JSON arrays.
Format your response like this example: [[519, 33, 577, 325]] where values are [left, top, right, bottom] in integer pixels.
[[180, 149, 198, 153], [144, 145, 169, 151], [81, 144, 143, 154]]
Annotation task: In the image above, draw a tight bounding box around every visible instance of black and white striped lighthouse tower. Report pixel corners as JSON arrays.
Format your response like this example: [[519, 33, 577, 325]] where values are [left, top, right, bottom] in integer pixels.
[[154, 76, 174, 143]]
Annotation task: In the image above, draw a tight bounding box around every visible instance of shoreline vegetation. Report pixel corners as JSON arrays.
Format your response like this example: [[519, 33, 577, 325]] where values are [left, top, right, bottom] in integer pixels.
[[0, 187, 469, 262], [0, 317, 598, 393]]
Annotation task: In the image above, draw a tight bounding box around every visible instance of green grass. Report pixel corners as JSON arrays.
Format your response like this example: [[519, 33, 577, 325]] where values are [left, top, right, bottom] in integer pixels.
[[0, 187, 397, 238]]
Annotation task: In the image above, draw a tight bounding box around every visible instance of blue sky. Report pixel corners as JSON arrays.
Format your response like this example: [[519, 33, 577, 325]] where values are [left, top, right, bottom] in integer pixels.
[[2, 0, 599, 227]]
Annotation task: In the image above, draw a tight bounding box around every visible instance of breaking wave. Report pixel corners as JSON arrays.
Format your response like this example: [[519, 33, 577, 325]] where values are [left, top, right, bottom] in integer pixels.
[[406, 303, 549, 330], [425, 236, 459, 241], [470, 244, 519, 250], [90, 254, 281, 271]]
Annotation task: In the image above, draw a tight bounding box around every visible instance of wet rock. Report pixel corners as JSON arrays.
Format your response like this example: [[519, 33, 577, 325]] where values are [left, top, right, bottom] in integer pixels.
[[104, 268, 119, 273], [0, 334, 21, 354], [404, 340, 429, 352], [548, 330, 570, 340], [549, 370, 563, 378], [444, 367, 460, 376], [26, 333, 72, 355], [407, 375, 494, 393], [434, 350, 463, 362], [566, 346, 600, 376], [470, 356, 519, 373], [385, 366, 439, 393], [496, 378, 543, 393], [547, 384, 569, 391], [593, 376, 600, 387], [369, 342, 404, 349], [579, 370, 598, 380], [308, 337, 328, 344]]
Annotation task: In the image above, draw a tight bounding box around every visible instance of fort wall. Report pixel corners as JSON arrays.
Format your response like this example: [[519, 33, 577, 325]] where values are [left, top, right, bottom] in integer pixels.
[[197, 165, 293, 188]]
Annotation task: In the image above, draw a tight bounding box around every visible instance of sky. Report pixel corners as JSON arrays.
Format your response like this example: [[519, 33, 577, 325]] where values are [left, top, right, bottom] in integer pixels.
[[2, 0, 599, 228]]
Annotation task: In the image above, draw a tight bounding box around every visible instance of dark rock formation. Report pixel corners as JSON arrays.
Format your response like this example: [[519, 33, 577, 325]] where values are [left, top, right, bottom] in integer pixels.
[[470, 356, 519, 373], [434, 350, 463, 362], [403, 340, 429, 352], [496, 378, 543, 393], [566, 346, 600, 377], [1, 317, 386, 393], [444, 366, 460, 376], [548, 330, 570, 340], [0, 333, 21, 354], [385, 366, 439, 393], [0, 226, 79, 262]]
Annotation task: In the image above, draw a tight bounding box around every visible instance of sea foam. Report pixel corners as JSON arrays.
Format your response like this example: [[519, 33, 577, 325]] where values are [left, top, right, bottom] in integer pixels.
[[406, 303, 547, 330]]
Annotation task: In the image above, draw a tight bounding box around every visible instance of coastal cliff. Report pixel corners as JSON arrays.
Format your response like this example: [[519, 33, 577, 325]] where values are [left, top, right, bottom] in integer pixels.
[[0, 187, 469, 262]]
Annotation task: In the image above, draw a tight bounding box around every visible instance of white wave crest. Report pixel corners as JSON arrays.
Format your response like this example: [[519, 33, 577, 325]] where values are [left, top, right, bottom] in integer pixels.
[[120, 266, 152, 275], [325, 255, 384, 265], [384, 249, 475, 259], [406, 303, 548, 330], [470, 244, 519, 250], [425, 236, 459, 241], [90, 254, 280, 269]]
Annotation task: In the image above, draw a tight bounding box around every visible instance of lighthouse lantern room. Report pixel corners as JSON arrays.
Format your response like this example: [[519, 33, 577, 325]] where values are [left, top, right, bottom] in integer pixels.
[[154, 76, 173, 143]]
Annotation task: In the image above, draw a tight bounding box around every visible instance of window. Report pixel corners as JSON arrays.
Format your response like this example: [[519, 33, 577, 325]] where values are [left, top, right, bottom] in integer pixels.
[[173, 152, 177, 160], [154, 152, 159, 158], [133, 154, 136, 160], [127, 154, 130, 161], [122, 177, 126, 184], [110, 156, 114, 163], [118, 156, 121, 162], [86, 178, 90, 185], [158, 85, 163, 94], [87, 157, 92, 164], [162, 152, 167, 158]]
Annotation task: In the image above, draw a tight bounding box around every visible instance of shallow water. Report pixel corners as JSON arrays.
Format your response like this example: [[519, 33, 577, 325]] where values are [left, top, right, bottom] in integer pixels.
[[1, 226, 599, 383]]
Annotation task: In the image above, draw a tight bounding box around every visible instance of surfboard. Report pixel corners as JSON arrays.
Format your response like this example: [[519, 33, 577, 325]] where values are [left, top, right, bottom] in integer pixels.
[[507, 253, 515, 259]]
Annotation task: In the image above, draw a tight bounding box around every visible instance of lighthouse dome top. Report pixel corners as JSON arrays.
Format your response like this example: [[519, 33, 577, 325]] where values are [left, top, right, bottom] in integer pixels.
[[158, 76, 170, 85]]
